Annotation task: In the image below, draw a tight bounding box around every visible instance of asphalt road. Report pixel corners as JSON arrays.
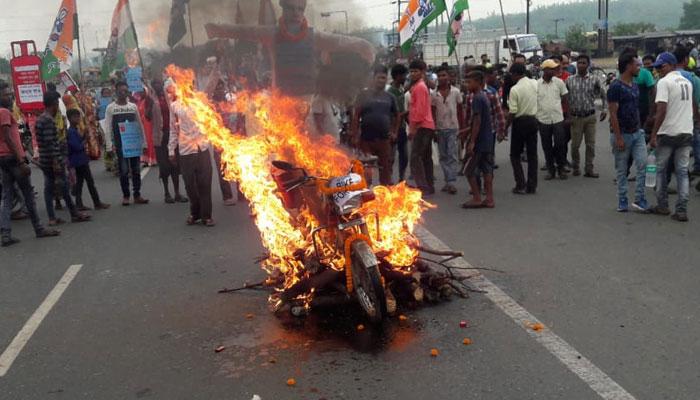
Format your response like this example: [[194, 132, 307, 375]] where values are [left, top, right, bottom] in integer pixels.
[[1, 118, 699, 400]]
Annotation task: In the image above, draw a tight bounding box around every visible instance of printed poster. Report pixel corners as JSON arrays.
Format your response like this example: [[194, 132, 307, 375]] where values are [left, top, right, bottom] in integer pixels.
[[119, 120, 142, 158]]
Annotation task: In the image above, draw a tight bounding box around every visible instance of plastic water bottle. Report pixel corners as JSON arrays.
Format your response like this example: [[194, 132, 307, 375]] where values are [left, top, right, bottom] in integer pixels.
[[645, 151, 657, 188]]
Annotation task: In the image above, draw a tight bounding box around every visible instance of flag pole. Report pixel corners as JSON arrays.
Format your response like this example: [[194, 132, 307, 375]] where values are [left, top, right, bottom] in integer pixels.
[[498, 0, 515, 57], [125, 0, 145, 70], [187, 1, 195, 49], [75, 0, 83, 87]]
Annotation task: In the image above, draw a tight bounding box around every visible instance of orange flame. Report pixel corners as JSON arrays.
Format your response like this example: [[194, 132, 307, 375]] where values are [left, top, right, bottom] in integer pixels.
[[164, 65, 431, 295]]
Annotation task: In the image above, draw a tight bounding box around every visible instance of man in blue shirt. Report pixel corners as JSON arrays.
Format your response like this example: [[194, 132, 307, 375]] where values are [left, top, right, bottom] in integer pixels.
[[607, 52, 649, 213], [462, 71, 495, 209]]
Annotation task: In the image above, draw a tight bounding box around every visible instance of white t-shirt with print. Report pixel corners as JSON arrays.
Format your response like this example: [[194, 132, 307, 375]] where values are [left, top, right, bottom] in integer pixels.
[[656, 71, 694, 136]]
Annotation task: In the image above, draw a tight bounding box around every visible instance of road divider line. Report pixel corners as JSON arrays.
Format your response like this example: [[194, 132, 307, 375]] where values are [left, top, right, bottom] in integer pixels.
[[141, 166, 151, 179], [0, 264, 83, 378], [417, 227, 637, 400]]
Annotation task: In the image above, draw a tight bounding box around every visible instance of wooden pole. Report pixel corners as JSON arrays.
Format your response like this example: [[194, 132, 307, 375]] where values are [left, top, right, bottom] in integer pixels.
[[187, 1, 196, 49], [75, 0, 83, 87], [498, 0, 515, 57]]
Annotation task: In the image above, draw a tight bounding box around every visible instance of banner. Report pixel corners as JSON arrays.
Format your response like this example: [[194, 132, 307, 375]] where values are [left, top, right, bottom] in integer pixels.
[[399, 0, 447, 52], [447, 0, 469, 57], [42, 0, 77, 80], [101, 0, 141, 80]]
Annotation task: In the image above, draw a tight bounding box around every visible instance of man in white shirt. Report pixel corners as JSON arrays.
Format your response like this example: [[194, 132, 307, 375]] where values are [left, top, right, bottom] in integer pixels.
[[169, 93, 215, 227], [650, 52, 695, 222], [431, 65, 463, 194], [536, 59, 570, 180]]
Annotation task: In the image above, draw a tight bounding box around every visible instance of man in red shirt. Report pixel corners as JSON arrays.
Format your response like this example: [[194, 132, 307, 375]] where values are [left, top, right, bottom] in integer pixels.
[[408, 60, 436, 195], [0, 82, 59, 246]]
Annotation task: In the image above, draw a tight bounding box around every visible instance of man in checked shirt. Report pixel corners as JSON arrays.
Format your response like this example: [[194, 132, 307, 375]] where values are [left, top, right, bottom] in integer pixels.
[[566, 54, 607, 178]]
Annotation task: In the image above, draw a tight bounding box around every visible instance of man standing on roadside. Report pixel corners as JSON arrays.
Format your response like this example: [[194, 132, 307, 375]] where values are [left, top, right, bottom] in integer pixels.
[[505, 63, 539, 194], [150, 78, 188, 205], [170, 88, 215, 227], [352, 65, 399, 186], [566, 54, 607, 177], [36, 92, 91, 225], [608, 52, 649, 213], [537, 59, 570, 180], [462, 71, 495, 209], [649, 52, 694, 222], [0, 82, 59, 247], [431, 65, 463, 194], [387, 64, 409, 182], [408, 60, 436, 196], [104, 81, 149, 206]]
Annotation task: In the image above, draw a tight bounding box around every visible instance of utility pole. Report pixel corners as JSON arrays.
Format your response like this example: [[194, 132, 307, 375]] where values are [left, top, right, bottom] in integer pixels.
[[597, 0, 609, 57], [526, 0, 531, 34], [552, 18, 565, 38]]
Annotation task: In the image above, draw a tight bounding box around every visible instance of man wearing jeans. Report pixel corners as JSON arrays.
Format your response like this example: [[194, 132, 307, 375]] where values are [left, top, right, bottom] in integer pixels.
[[431, 65, 463, 194], [536, 59, 570, 180], [650, 52, 695, 222], [408, 60, 436, 196], [35, 92, 91, 226], [104, 81, 149, 206], [608, 52, 649, 213], [0, 82, 59, 246]]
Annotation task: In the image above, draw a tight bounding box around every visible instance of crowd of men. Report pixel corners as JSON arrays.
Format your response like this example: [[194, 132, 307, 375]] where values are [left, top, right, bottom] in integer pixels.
[[351, 43, 700, 221]]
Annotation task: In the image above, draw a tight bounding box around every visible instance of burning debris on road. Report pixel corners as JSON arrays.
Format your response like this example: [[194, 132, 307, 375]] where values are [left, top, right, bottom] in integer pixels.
[[166, 65, 475, 323]]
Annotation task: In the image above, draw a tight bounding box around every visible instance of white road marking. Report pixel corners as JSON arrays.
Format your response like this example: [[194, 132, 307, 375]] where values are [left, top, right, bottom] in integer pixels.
[[140, 166, 151, 179], [0, 264, 83, 378], [417, 227, 637, 400]]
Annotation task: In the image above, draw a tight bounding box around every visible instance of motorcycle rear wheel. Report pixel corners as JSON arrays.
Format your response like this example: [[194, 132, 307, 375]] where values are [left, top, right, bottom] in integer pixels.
[[351, 240, 387, 324]]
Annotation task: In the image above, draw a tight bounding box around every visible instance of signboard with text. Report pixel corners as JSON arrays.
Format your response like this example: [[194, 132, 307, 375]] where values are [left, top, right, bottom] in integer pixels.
[[10, 41, 46, 113]]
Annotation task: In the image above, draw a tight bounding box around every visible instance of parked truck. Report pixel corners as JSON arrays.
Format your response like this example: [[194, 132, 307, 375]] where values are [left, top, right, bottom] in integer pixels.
[[421, 30, 542, 66]]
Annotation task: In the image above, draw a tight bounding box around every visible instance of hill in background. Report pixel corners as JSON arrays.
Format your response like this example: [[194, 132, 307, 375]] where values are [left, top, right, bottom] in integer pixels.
[[470, 0, 687, 37]]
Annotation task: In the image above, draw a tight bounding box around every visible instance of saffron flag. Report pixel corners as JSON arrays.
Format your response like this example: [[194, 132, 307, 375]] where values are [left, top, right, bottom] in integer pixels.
[[42, 0, 77, 80], [447, 0, 469, 57], [399, 0, 447, 52], [101, 0, 141, 80]]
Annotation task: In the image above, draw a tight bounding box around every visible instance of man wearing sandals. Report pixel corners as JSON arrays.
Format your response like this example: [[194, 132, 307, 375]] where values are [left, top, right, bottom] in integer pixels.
[[462, 71, 495, 209], [0, 82, 60, 246], [169, 91, 215, 227], [35, 92, 91, 226]]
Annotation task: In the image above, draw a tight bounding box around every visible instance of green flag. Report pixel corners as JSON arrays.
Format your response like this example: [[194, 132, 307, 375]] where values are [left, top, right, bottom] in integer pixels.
[[447, 0, 469, 57], [399, 0, 448, 53]]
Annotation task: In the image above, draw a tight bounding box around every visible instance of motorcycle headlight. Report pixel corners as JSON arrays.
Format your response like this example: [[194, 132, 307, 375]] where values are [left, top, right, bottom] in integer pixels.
[[336, 196, 362, 215]]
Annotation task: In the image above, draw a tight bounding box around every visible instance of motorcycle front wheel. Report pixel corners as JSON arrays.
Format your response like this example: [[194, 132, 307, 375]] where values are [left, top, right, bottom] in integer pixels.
[[351, 240, 387, 324]]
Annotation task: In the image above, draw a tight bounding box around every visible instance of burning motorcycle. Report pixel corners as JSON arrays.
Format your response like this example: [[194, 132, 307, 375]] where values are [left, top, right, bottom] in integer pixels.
[[271, 159, 387, 323]]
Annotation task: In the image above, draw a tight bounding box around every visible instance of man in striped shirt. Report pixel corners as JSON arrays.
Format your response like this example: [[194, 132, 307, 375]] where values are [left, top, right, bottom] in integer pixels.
[[36, 92, 90, 225]]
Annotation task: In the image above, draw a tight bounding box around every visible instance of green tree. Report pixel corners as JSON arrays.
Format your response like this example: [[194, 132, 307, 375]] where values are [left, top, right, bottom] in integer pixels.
[[0, 57, 10, 75], [565, 24, 589, 52], [613, 22, 656, 36], [680, 0, 700, 29]]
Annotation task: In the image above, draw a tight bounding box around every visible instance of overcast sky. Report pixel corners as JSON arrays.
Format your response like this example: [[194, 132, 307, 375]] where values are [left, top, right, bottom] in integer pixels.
[[0, 0, 558, 57]]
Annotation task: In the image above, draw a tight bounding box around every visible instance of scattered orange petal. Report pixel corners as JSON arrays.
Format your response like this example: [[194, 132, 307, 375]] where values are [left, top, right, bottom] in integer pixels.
[[356, 324, 365, 331], [286, 378, 296, 386], [531, 323, 545, 332], [462, 338, 472, 345], [430, 348, 439, 357], [245, 313, 255, 320], [398, 315, 408, 322]]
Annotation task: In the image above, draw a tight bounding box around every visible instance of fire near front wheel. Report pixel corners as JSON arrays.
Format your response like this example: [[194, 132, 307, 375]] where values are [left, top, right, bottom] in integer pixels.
[[351, 240, 387, 324]]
